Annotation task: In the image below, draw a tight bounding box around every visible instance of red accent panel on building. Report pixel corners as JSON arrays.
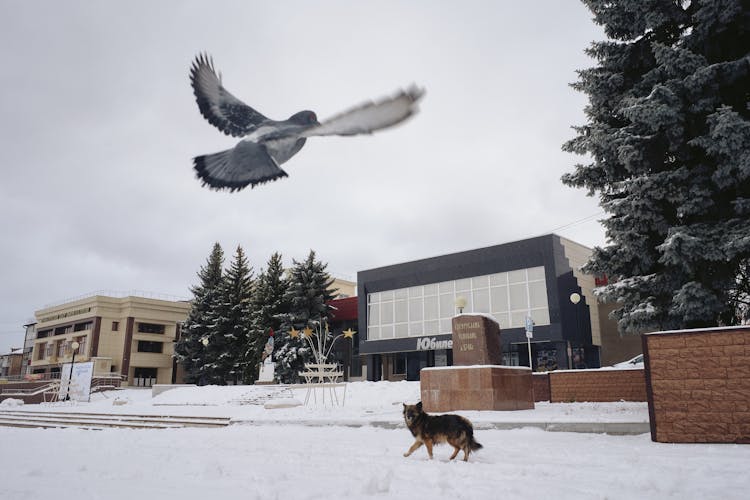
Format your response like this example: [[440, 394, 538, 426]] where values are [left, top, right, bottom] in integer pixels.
[[327, 297, 358, 321]]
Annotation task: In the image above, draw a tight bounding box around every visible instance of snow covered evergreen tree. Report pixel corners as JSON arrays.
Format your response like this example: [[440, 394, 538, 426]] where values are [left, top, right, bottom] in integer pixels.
[[174, 243, 224, 384], [245, 252, 288, 384], [274, 250, 336, 383], [563, 1, 750, 333], [210, 245, 255, 384]]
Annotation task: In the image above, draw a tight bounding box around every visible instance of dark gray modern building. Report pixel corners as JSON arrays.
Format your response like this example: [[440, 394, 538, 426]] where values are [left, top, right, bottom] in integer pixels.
[[357, 234, 638, 381]]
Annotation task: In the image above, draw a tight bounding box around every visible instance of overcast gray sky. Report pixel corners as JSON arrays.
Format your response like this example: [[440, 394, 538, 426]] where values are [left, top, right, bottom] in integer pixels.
[[0, 1, 606, 353]]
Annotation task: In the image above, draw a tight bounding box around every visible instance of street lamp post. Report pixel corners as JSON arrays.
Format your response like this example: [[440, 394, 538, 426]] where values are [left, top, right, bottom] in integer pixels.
[[64, 340, 80, 401], [569, 293, 581, 369], [200, 337, 209, 385]]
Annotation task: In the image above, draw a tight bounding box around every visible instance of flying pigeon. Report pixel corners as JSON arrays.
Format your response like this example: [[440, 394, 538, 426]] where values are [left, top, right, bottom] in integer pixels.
[[190, 53, 424, 191]]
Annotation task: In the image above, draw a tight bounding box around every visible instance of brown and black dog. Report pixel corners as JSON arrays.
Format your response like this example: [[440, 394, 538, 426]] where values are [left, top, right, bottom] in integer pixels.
[[402, 402, 482, 461]]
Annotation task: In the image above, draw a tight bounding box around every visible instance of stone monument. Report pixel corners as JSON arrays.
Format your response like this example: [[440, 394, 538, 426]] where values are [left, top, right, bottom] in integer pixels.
[[256, 330, 276, 385], [420, 314, 534, 411], [451, 314, 503, 365]]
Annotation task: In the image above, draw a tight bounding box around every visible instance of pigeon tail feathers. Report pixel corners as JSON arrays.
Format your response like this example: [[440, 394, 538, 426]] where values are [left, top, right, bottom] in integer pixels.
[[193, 142, 288, 191]]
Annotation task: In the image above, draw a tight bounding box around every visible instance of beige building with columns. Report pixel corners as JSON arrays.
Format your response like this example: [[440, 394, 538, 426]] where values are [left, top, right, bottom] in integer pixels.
[[30, 294, 190, 386]]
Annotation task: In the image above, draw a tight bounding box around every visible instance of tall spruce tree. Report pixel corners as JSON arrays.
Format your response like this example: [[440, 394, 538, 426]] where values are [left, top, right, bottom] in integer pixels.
[[245, 252, 288, 384], [210, 245, 255, 384], [563, 1, 750, 333], [274, 250, 335, 383], [174, 243, 225, 384]]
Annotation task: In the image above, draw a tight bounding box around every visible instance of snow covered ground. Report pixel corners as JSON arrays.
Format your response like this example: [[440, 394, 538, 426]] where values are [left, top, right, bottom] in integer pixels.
[[1, 381, 748, 499]]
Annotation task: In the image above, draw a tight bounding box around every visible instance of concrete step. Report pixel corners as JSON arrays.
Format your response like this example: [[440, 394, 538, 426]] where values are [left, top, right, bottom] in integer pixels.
[[0, 410, 231, 430]]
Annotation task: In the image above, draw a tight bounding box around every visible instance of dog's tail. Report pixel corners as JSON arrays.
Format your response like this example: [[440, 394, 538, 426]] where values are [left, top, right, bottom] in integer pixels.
[[469, 436, 483, 451]]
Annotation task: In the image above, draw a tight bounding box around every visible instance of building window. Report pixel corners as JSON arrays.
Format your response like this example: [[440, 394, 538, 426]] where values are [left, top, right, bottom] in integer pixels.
[[74, 321, 92, 332], [74, 337, 86, 356], [393, 353, 406, 375], [366, 266, 551, 341], [112, 321, 119, 331], [54, 325, 72, 336], [502, 352, 520, 366], [133, 367, 158, 387], [137, 341, 164, 353], [137, 323, 165, 334], [37, 329, 51, 339]]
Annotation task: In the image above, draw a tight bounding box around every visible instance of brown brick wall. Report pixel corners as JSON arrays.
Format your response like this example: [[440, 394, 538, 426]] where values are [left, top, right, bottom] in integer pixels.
[[549, 369, 647, 403], [644, 326, 750, 444], [533, 373, 550, 401], [0, 381, 53, 404]]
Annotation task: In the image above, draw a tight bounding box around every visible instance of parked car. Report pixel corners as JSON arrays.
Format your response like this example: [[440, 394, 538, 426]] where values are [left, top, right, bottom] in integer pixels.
[[612, 353, 644, 368]]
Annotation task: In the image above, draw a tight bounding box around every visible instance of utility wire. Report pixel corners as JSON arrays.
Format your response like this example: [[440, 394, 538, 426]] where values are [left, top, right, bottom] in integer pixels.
[[543, 210, 606, 235]]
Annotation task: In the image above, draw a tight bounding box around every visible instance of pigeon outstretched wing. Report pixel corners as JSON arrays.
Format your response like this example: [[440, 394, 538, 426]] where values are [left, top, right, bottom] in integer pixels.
[[301, 86, 424, 138], [190, 53, 269, 137]]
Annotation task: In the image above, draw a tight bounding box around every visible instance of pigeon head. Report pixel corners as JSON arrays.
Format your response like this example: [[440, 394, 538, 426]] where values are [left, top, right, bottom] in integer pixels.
[[288, 110, 319, 126]]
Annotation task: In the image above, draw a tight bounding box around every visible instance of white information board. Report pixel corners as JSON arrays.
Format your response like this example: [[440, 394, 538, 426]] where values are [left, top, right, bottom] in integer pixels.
[[58, 361, 94, 402]]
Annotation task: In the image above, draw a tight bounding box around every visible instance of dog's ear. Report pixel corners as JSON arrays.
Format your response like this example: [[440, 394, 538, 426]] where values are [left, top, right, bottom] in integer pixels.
[[416, 401, 422, 411], [402, 403, 407, 409]]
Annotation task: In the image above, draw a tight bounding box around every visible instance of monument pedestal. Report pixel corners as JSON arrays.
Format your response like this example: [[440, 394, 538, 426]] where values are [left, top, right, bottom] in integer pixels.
[[421, 365, 534, 411], [419, 314, 534, 412], [255, 360, 275, 385]]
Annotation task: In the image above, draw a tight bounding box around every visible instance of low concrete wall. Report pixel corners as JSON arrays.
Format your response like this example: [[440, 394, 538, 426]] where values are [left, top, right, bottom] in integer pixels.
[[549, 369, 647, 403], [152, 384, 197, 397], [0, 381, 55, 404], [644, 326, 750, 444]]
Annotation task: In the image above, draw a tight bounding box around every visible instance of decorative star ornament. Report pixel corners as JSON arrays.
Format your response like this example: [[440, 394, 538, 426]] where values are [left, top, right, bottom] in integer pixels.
[[190, 53, 424, 191], [302, 327, 314, 338], [289, 327, 300, 338], [343, 328, 356, 339]]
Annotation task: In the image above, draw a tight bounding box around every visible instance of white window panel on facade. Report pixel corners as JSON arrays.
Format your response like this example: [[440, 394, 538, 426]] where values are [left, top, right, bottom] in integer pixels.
[[490, 272, 508, 286], [472, 288, 490, 313], [509, 283, 528, 310], [409, 321, 423, 336], [366, 266, 550, 341], [424, 295, 438, 318], [425, 320, 439, 335], [490, 286, 509, 312], [439, 293, 454, 319], [381, 302, 394, 324], [368, 326, 380, 340], [409, 298, 423, 321], [395, 300, 408, 323]]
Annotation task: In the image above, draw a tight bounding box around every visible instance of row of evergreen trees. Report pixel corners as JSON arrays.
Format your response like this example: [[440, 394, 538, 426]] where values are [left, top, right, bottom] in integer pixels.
[[173, 243, 335, 385]]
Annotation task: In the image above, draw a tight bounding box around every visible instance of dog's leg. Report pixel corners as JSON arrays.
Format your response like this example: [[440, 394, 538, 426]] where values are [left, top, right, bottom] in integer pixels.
[[463, 446, 470, 461], [403, 440, 423, 457], [424, 439, 434, 459], [449, 446, 460, 460]]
